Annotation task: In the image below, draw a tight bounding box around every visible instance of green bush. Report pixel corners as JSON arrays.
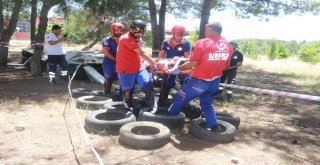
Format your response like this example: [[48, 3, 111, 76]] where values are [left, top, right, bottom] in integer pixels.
[[264, 39, 290, 60], [297, 41, 320, 64]]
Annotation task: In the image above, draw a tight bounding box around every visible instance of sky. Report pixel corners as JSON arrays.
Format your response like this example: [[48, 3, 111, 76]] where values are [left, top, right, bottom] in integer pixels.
[[166, 11, 320, 42]]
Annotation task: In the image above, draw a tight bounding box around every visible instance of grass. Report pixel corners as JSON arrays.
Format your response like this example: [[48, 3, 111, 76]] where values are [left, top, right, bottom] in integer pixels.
[[243, 57, 320, 93]]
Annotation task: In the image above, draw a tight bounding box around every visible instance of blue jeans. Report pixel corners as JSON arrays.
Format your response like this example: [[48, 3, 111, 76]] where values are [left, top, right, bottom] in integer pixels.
[[102, 62, 117, 79], [168, 77, 220, 128], [118, 69, 152, 93]]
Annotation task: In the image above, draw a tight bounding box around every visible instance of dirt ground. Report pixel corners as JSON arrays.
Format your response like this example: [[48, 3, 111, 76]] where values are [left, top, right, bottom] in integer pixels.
[[0, 52, 319, 165]]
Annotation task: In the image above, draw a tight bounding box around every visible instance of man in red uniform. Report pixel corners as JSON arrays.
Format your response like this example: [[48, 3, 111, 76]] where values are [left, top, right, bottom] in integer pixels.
[[167, 22, 233, 131], [116, 20, 157, 108]]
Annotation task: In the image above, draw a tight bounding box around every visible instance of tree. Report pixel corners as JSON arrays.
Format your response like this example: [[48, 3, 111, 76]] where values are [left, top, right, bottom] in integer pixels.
[[197, 0, 320, 39], [0, 0, 23, 67], [148, 0, 167, 57], [72, 0, 149, 51]]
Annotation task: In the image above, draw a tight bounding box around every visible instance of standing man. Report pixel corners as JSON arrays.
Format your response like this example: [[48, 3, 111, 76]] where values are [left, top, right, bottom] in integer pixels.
[[116, 20, 157, 109], [220, 41, 243, 101], [102, 22, 124, 94], [158, 25, 191, 104], [167, 22, 233, 131], [46, 25, 68, 84]]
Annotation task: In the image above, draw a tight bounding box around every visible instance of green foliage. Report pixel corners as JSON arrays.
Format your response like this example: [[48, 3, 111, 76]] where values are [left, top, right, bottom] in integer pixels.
[[297, 41, 320, 64], [188, 28, 199, 46], [142, 30, 152, 47], [237, 38, 292, 60], [264, 39, 290, 60], [265, 39, 278, 60], [239, 39, 258, 59]]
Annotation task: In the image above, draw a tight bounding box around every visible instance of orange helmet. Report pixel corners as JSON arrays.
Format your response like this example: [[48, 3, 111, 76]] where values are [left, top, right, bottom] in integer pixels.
[[110, 22, 124, 31], [172, 25, 186, 36]]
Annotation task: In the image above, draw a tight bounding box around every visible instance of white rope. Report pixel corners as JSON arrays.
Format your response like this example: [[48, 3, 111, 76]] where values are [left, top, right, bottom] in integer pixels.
[[67, 64, 105, 165]]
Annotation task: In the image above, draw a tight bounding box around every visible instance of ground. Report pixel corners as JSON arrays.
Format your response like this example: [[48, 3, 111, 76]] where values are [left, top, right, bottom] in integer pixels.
[[0, 51, 319, 165]]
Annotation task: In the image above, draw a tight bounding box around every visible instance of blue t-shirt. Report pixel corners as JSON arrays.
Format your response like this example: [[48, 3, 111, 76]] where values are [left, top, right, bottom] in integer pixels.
[[161, 38, 191, 58], [102, 36, 118, 65]]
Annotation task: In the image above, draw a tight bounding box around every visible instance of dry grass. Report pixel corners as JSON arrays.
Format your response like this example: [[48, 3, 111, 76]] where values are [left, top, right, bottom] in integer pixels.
[[244, 57, 320, 89]]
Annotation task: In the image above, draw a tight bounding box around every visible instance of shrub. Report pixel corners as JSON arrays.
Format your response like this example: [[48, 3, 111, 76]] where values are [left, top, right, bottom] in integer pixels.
[[297, 41, 320, 64]]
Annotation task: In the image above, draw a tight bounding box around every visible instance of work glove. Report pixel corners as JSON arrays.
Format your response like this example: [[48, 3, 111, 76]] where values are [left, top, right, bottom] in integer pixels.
[[168, 67, 180, 75]]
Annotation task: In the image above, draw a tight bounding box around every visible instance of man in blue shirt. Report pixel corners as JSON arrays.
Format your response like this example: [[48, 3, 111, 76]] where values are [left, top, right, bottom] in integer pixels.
[[157, 25, 191, 105], [102, 22, 124, 94]]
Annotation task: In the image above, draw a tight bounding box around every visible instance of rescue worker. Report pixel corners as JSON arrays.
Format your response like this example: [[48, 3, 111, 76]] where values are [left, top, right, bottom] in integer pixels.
[[116, 20, 158, 109], [167, 22, 233, 131], [102, 22, 124, 94], [219, 41, 243, 102], [46, 25, 68, 84], [157, 25, 191, 105]]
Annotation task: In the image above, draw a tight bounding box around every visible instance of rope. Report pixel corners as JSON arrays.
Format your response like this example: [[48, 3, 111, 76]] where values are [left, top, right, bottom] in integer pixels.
[[66, 63, 105, 165]]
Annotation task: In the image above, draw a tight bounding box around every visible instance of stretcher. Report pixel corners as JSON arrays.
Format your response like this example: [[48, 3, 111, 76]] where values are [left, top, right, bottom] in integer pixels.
[[153, 56, 193, 74]]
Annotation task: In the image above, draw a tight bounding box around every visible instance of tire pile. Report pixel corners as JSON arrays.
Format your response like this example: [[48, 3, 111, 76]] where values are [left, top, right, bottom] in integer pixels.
[[72, 87, 241, 149]]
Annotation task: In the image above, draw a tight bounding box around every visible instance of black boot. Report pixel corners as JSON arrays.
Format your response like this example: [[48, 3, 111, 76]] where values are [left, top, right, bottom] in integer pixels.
[[123, 91, 133, 109], [104, 78, 113, 94], [145, 89, 158, 113], [158, 85, 170, 105], [226, 90, 232, 102]]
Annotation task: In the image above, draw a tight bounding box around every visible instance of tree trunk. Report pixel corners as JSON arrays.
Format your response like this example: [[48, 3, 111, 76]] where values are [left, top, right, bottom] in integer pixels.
[[199, 0, 212, 39], [0, 46, 8, 67], [30, 0, 38, 43], [0, 1, 4, 35], [148, 0, 160, 57], [158, 0, 167, 46], [81, 21, 104, 51], [0, 0, 23, 67], [30, 1, 60, 76]]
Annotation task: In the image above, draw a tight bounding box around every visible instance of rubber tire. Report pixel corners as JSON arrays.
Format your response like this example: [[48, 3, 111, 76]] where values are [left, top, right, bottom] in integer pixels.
[[119, 121, 171, 149], [84, 109, 136, 133], [216, 112, 241, 129], [71, 88, 95, 98], [188, 118, 236, 142], [76, 95, 112, 110], [103, 101, 143, 117], [138, 107, 185, 130], [91, 90, 122, 101], [181, 102, 202, 120]]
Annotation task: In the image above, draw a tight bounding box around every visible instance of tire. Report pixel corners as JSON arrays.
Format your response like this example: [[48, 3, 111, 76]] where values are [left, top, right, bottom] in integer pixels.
[[181, 102, 202, 120], [119, 121, 171, 149], [188, 118, 236, 142], [103, 101, 143, 117], [91, 90, 122, 101], [71, 88, 94, 98], [138, 107, 185, 130], [84, 109, 136, 133], [76, 95, 112, 110], [216, 112, 241, 129]]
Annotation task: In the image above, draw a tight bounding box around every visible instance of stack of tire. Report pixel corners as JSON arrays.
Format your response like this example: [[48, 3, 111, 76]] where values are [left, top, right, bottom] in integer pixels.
[[72, 87, 240, 149]]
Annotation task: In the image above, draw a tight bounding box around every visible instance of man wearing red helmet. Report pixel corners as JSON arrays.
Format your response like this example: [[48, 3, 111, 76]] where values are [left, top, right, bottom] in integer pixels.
[[157, 25, 191, 105], [102, 22, 124, 95], [116, 20, 157, 109], [167, 22, 233, 131]]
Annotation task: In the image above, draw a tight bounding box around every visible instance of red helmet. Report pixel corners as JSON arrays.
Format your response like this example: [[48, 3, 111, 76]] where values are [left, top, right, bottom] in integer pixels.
[[110, 22, 124, 31], [172, 25, 186, 36]]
